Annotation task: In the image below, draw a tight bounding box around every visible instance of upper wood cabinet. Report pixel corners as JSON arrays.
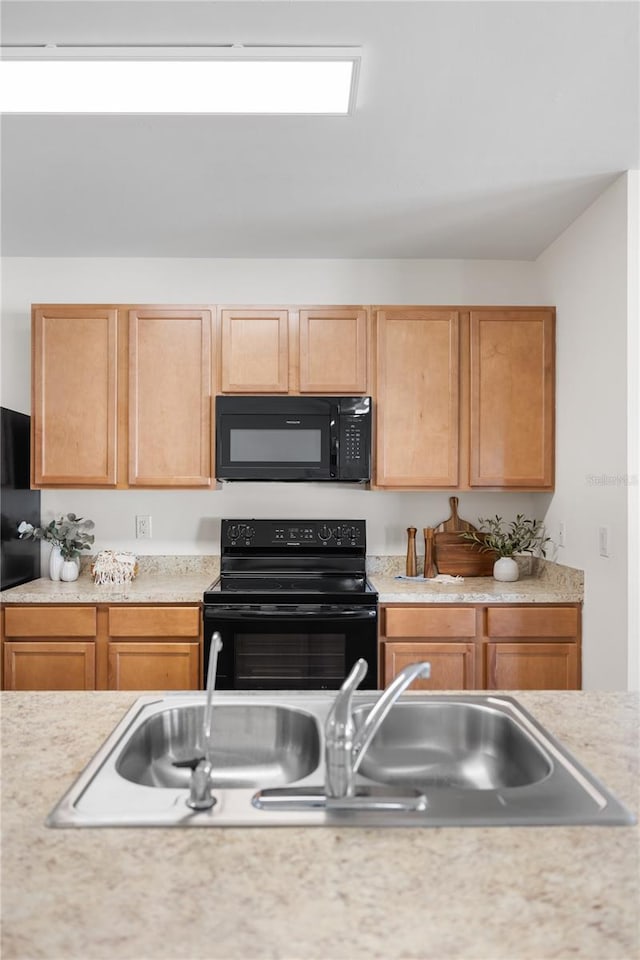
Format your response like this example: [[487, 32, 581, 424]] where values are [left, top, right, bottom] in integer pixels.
[[32, 305, 214, 488], [32, 306, 118, 486], [374, 306, 555, 490], [470, 309, 554, 488], [375, 309, 460, 486], [298, 308, 368, 393], [218, 306, 369, 395], [220, 308, 289, 392], [128, 308, 212, 486]]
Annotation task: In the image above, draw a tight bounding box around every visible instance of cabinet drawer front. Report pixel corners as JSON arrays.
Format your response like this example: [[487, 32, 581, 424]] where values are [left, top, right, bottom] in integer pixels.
[[384, 607, 476, 638], [487, 607, 578, 638], [108, 606, 201, 637], [4, 606, 97, 637]]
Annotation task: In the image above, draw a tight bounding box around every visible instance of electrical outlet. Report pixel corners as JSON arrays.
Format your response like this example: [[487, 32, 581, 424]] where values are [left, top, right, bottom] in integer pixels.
[[136, 515, 152, 540], [558, 521, 566, 548], [598, 525, 610, 558]]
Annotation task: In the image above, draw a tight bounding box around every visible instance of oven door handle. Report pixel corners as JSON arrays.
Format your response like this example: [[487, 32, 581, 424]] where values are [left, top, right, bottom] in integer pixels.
[[204, 607, 377, 621]]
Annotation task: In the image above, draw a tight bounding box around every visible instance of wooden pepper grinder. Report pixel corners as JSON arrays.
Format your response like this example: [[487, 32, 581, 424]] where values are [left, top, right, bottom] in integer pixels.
[[406, 527, 417, 577], [423, 527, 436, 579]]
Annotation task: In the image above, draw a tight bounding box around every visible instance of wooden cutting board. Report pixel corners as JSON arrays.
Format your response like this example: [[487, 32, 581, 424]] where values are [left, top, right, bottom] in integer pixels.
[[432, 497, 497, 576], [434, 533, 497, 576], [434, 496, 477, 533]]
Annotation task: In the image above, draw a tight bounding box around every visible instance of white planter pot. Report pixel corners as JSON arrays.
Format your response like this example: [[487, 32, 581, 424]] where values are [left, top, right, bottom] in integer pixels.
[[493, 557, 519, 582], [49, 544, 64, 581], [60, 558, 80, 582]]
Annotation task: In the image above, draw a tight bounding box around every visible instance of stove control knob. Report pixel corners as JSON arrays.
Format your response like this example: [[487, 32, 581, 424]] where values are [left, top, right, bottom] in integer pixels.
[[228, 525, 239, 541], [245, 525, 255, 541], [318, 524, 332, 541]]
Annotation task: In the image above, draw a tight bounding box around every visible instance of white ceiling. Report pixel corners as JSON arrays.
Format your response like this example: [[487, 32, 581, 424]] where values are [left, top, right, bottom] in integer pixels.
[[1, 1, 638, 259]]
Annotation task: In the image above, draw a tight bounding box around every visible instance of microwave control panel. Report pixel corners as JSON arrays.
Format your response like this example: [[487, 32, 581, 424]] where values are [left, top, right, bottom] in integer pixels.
[[339, 413, 371, 480]]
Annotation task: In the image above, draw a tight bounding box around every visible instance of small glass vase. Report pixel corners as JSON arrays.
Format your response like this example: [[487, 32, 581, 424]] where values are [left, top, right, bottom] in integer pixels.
[[49, 544, 64, 581], [493, 557, 519, 582], [60, 558, 80, 582]]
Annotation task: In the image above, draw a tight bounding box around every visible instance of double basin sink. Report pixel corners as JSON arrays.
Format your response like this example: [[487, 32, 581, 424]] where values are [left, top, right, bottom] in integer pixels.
[[47, 692, 635, 828]]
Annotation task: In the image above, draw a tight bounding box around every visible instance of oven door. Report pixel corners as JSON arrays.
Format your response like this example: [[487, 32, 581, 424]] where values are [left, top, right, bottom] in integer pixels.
[[203, 604, 378, 690]]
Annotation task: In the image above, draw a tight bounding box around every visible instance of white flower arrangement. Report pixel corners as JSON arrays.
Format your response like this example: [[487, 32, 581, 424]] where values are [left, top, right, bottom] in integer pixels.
[[18, 513, 95, 561]]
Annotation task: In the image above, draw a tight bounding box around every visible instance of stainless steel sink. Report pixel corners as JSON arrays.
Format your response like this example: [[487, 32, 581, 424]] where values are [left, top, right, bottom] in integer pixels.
[[46, 692, 636, 828], [353, 701, 551, 790], [117, 704, 320, 788]]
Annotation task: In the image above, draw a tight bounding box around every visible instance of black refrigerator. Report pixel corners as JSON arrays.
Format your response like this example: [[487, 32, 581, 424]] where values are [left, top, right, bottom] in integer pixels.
[[1, 407, 41, 589]]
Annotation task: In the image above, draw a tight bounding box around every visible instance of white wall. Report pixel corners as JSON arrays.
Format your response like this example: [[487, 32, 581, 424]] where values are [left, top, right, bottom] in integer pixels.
[[536, 174, 632, 689], [0, 256, 542, 556]]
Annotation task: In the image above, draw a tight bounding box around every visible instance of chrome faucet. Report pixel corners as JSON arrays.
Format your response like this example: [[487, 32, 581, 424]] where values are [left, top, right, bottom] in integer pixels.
[[186, 631, 223, 811], [325, 658, 431, 799]]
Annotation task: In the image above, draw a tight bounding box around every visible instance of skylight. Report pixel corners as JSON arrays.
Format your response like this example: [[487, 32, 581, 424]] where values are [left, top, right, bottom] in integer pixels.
[[0, 46, 361, 115]]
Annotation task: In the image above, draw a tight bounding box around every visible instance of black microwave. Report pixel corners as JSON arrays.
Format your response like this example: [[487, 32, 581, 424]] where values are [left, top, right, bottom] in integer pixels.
[[215, 395, 371, 481]]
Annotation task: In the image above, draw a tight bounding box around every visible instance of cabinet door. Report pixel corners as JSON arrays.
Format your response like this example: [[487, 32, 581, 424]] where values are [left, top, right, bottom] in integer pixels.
[[375, 309, 459, 486], [486, 642, 579, 690], [129, 308, 212, 486], [32, 306, 118, 485], [4, 641, 95, 690], [108, 642, 200, 690], [298, 309, 368, 393], [470, 310, 554, 488], [384, 641, 475, 690], [220, 309, 289, 392]]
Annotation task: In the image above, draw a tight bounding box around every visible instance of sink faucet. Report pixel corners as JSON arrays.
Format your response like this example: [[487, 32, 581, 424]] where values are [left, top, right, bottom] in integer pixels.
[[325, 658, 431, 799], [186, 631, 223, 811]]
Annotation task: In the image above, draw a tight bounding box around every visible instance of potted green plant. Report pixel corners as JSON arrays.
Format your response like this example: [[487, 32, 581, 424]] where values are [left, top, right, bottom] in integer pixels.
[[18, 513, 95, 582], [460, 515, 550, 582]]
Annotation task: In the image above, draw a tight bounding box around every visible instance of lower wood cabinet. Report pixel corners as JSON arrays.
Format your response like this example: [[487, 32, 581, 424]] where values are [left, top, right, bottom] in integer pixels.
[[1, 603, 202, 691], [106, 605, 201, 690], [3, 641, 96, 691], [486, 642, 579, 690], [381, 603, 581, 690], [384, 641, 476, 690], [108, 642, 200, 690]]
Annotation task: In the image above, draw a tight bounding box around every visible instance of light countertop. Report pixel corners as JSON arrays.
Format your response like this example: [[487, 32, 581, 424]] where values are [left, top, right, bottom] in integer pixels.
[[1, 690, 637, 960], [0, 557, 583, 605], [370, 574, 582, 604]]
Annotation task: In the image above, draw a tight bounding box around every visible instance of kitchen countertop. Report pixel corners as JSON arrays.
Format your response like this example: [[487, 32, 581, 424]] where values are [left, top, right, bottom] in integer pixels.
[[0, 558, 583, 605], [371, 573, 582, 604], [1, 690, 637, 960]]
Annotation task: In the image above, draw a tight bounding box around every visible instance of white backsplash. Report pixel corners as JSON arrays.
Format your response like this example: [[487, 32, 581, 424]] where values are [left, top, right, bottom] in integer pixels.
[[41, 486, 545, 559]]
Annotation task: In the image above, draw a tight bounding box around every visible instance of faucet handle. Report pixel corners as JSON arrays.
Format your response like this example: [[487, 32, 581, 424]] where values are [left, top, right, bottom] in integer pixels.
[[327, 658, 368, 728], [325, 659, 369, 799], [344, 658, 369, 692]]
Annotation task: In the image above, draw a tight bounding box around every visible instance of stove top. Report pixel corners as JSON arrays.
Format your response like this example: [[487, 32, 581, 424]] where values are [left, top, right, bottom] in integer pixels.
[[204, 574, 377, 605], [204, 519, 376, 606]]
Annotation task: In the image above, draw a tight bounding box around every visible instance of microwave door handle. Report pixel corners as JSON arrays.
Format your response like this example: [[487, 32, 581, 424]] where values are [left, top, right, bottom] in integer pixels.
[[330, 414, 339, 477]]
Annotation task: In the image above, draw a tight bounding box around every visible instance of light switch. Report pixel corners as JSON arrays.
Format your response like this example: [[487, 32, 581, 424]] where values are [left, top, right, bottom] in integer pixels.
[[598, 525, 610, 558]]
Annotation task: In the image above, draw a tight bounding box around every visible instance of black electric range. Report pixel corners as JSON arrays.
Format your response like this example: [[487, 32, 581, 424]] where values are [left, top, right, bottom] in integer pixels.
[[203, 519, 378, 690]]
